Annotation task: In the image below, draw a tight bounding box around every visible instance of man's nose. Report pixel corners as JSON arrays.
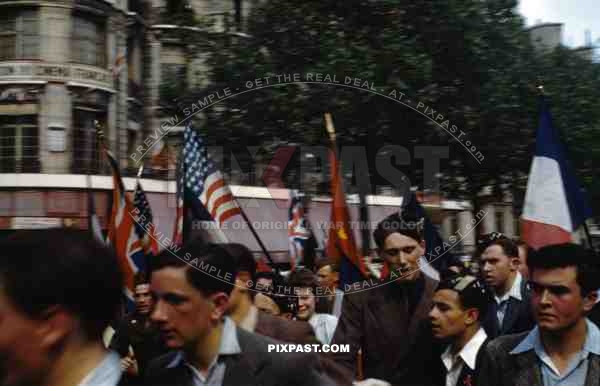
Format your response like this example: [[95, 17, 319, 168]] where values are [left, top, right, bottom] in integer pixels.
[[151, 300, 167, 322]]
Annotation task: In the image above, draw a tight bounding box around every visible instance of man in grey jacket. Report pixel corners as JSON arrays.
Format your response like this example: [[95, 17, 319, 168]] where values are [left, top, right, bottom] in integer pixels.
[[144, 241, 333, 386], [478, 243, 600, 386]]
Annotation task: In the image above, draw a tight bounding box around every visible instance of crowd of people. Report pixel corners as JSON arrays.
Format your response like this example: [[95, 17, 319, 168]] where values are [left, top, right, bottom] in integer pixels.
[[0, 209, 599, 386]]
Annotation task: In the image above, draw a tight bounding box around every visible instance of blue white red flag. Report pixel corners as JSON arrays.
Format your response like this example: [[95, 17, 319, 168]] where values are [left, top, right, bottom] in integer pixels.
[[521, 97, 593, 249]]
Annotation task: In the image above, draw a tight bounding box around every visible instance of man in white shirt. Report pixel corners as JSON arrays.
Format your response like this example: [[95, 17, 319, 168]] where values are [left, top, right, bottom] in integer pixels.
[[289, 269, 339, 345], [0, 229, 124, 386], [429, 274, 493, 386]]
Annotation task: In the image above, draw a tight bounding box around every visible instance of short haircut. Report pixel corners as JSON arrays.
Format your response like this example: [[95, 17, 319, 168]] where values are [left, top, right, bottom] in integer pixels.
[[528, 243, 600, 295], [151, 240, 237, 296], [0, 229, 123, 339], [288, 268, 319, 294], [373, 211, 424, 249], [437, 273, 491, 321], [134, 271, 149, 287], [316, 258, 340, 272], [484, 237, 519, 258]]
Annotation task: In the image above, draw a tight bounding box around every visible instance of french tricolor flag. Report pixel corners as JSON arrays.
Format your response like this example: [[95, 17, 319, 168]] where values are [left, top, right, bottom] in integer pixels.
[[521, 97, 592, 250]]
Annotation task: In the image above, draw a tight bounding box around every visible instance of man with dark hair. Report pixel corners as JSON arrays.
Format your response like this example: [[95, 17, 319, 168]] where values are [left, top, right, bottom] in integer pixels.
[[316, 259, 344, 317], [255, 271, 275, 294], [429, 274, 492, 386], [223, 243, 316, 345], [145, 241, 332, 386], [478, 243, 600, 386], [0, 229, 125, 386], [480, 236, 535, 338], [110, 272, 167, 384], [515, 239, 533, 279], [289, 269, 338, 345], [331, 209, 439, 385]]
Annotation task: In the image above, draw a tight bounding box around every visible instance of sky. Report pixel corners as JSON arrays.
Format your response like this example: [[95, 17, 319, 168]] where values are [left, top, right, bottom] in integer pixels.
[[518, 0, 599, 47]]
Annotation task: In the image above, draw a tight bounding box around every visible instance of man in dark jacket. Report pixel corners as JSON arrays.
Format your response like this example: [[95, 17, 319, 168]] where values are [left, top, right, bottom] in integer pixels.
[[480, 236, 535, 338], [330, 209, 439, 385], [477, 243, 600, 386], [429, 274, 492, 386], [144, 241, 333, 386]]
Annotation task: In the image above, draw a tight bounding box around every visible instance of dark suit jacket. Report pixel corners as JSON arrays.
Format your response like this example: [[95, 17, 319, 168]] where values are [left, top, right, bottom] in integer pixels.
[[483, 278, 535, 339], [429, 338, 490, 386], [330, 275, 439, 385], [143, 326, 334, 386], [255, 310, 318, 344], [478, 331, 600, 386]]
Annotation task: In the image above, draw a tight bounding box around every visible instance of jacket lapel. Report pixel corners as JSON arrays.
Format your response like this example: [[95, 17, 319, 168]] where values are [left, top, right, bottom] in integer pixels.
[[500, 297, 521, 334], [514, 351, 543, 386], [222, 328, 267, 386], [585, 354, 600, 386], [407, 275, 437, 342]]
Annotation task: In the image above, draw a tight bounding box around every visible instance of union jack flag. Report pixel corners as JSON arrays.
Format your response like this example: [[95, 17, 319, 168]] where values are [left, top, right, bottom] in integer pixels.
[[288, 191, 311, 270], [104, 146, 146, 308], [133, 181, 161, 256]]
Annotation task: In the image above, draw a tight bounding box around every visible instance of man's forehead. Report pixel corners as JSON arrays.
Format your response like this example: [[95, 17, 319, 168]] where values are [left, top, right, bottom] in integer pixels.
[[482, 244, 507, 258], [135, 284, 151, 293], [433, 289, 461, 306], [531, 266, 578, 285], [384, 232, 421, 248]]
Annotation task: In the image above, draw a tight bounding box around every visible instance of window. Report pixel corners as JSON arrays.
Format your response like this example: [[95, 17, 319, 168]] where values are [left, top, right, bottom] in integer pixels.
[[495, 209, 505, 234], [72, 110, 104, 174], [160, 63, 187, 101], [72, 15, 106, 67], [0, 116, 39, 173], [0, 10, 39, 60]]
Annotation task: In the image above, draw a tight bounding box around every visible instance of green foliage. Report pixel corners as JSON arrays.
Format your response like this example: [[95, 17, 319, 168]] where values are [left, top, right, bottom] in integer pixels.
[[179, 0, 599, 217]]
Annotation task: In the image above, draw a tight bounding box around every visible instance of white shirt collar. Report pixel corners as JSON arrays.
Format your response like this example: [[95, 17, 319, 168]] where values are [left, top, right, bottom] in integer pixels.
[[441, 328, 488, 371], [78, 351, 122, 386], [495, 272, 523, 303]]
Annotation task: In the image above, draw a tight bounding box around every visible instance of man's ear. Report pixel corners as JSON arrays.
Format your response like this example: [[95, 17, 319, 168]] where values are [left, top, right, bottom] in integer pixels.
[[210, 292, 230, 321], [419, 240, 426, 255], [464, 308, 480, 326], [583, 290, 598, 313], [509, 256, 521, 271], [37, 305, 75, 349]]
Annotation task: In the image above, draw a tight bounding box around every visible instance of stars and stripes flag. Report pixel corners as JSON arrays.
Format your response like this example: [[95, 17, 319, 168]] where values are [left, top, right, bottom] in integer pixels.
[[288, 191, 312, 270], [133, 181, 161, 256], [172, 124, 241, 245], [172, 157, 185, 247], [520, 96, 593, 249], [103, 144, 146, 308]]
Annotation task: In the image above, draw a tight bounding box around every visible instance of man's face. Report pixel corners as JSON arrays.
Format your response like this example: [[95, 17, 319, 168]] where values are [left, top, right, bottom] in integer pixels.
[[517, 245, 529, 279], [316, 265, 338, 291], [429, 289, 475, 341], [256, 278, 273, 293], [134, 284, 153, 315], [296, 287, 316, 321], [530, 266, 597, 333], [0, 289, 50, 386], [380, 232, 424, 284], [481, 245, 517, 290], [150, 267, 228, 350]]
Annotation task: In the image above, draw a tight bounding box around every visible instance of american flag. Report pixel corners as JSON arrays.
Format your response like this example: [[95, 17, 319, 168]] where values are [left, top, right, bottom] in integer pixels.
[[175, 124, 240, 242], [133, 181, 161, 256], [172, 157, 185, 247], [288, 191, 312, 270], [104, 146, 146, 308]]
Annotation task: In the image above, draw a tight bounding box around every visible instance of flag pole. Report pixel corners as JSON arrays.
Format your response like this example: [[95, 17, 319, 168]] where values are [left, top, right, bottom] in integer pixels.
[[234, 200, 279, 272]]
